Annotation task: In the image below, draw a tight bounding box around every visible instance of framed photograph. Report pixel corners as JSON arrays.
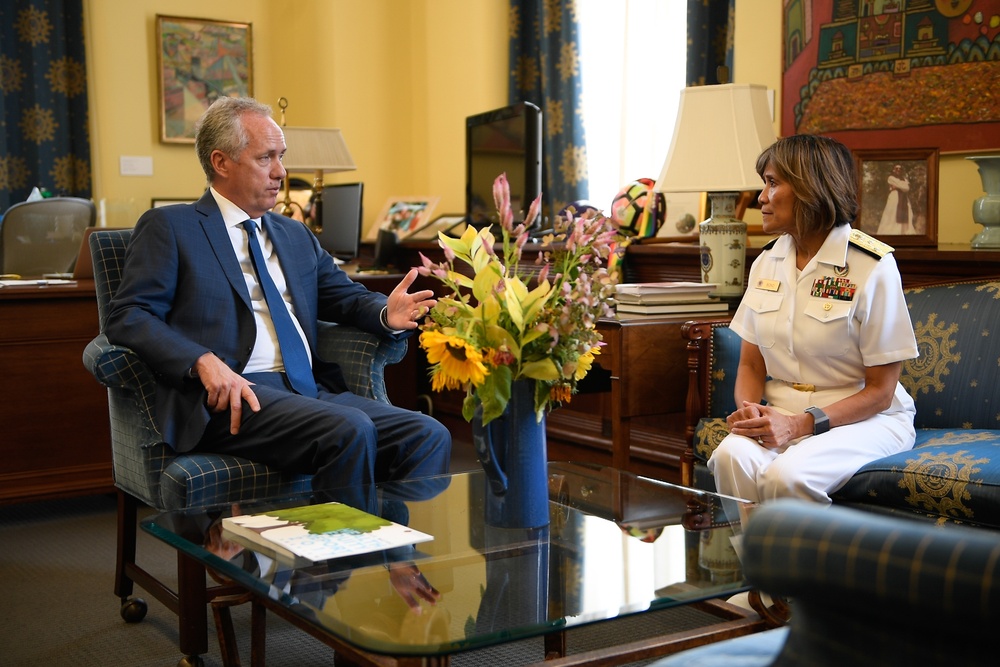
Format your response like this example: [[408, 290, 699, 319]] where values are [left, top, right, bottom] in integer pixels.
[[406, 214, 466, 242], [157, 15, 253, 144], [854, 148, 939, 248], [367, 196, 440, 242]]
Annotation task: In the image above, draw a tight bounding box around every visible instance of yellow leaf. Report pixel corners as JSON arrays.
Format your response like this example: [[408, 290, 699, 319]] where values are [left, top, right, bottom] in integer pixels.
[[521, 358, 560, 381]]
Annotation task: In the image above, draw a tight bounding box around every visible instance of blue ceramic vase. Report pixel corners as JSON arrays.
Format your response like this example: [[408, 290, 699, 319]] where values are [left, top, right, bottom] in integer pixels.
[[473, 379, 550, 529]]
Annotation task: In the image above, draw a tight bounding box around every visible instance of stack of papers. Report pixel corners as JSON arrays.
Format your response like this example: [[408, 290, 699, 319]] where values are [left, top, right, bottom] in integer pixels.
[[614, 282, 728, 316]]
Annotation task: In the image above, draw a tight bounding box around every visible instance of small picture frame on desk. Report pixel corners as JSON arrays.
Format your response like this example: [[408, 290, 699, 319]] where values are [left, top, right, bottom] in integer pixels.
[[853, 148, 939, 248], [366, 196, 440, 242], [406, 214, 466, 241]]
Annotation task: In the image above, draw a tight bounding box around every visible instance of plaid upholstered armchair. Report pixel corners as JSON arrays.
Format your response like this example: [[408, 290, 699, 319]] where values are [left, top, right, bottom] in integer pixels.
[[82, 229, 407, 664], [650, 499, 1000, 666]]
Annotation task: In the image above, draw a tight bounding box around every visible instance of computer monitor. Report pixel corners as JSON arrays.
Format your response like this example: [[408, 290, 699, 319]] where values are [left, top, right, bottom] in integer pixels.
[[317, 182, 364, 261], [465, 102, 542, 228]]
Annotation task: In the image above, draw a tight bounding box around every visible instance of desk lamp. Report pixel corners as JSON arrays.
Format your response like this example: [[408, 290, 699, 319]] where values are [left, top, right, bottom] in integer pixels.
[[276, 97, 356, 233], [654, 83, 776, 299]]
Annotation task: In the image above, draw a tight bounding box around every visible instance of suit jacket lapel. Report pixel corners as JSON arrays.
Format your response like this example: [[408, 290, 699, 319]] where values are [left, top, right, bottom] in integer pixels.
[[195, 192, 253, 310]]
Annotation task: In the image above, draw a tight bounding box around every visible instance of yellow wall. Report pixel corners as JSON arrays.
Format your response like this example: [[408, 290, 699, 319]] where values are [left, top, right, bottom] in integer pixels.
[[733, 2, 985, 245], [83, 0, 507, 234], [83, 1, 982, 243]]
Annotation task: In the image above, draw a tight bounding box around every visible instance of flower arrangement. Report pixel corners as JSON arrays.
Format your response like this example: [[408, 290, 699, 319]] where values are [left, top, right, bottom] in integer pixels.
[[417, 174, 622, 426]]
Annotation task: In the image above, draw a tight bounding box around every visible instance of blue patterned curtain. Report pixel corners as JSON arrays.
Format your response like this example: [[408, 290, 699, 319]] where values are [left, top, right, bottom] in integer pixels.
[[687, 0, 735, 86], [508, 0, 587, 217], [0, 0, 91, 212]]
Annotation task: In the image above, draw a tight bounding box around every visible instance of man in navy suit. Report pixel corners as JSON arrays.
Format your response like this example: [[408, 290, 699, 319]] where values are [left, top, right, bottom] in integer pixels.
[[105, 97, 451, 510]]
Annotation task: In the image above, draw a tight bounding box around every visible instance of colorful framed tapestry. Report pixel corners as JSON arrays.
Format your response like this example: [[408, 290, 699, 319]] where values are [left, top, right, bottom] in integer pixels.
[[157, 16, 253, 144], [781, 2, 1000, 153], [854, 147, 938, 248]]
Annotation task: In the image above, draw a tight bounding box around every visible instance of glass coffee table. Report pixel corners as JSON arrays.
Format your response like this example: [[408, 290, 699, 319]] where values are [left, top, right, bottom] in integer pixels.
[[142, 461, 768, 666]]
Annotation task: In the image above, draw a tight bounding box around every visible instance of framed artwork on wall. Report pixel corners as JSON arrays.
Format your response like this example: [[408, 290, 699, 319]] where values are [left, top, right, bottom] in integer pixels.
[[367, 197, 440, 242], [781, 4, 1000, 153], [156, 15, 253, 144], [854, 148, 939, 248]]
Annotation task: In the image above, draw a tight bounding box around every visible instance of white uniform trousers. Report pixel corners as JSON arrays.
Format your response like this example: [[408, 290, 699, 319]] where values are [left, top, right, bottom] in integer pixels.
[[708, 401, 915, 504]]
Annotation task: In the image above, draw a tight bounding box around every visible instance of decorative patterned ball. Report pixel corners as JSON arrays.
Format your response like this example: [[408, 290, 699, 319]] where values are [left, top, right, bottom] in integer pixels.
[[610, 178, 664, 238]]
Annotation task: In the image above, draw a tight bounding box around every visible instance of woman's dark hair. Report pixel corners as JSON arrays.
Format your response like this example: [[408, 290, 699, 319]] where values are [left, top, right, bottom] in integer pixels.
[[755, 134, 859, 236]]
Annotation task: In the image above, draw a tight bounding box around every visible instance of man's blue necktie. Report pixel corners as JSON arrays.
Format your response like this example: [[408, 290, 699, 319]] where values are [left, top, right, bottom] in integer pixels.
[[242, 219, 317, 397]]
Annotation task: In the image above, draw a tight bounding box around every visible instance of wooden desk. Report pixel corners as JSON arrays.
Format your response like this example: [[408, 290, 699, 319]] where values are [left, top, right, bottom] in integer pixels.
[[0, 280, 114, 503]]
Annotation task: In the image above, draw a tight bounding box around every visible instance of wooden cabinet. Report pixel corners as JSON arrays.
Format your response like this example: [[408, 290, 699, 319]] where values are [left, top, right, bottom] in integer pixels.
[[544, 316, 696, 483], [0, 281, 114, 503]]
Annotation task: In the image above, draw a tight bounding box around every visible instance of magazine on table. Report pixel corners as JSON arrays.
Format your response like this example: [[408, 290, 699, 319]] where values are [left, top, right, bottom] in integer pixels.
[[222, 502, 433, 564]]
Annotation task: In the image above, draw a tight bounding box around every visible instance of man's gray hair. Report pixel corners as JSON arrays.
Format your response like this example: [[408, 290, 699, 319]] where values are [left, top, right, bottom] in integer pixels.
[[194, 97, 274, 183]]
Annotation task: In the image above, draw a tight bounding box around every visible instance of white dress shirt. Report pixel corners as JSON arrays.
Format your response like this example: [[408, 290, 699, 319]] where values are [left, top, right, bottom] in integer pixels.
[[210, 188, 312, 374]]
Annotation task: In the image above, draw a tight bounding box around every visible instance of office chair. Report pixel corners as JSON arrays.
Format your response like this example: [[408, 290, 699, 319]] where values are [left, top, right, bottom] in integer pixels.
[[82, 229, 408, 667], [0, 196, 95, 275]]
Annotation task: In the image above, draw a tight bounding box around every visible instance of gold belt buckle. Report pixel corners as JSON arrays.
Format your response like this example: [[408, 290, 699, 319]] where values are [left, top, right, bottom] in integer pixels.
[[792, 383, 816, 392]]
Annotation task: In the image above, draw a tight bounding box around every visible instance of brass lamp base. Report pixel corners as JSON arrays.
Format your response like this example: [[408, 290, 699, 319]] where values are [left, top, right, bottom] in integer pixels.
[[277, 169, 325, 234]]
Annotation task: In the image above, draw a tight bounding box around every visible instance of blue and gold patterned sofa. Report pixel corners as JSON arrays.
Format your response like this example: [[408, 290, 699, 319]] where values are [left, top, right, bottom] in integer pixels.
[[680, 278, 1000, 529]]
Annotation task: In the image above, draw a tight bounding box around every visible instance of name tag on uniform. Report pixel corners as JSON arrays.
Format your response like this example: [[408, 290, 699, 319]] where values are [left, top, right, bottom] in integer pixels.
[[755, 279, 780, 292]]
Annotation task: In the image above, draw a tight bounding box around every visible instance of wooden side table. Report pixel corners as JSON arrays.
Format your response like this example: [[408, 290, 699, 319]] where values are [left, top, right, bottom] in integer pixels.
[[546, 315, 713, 483]]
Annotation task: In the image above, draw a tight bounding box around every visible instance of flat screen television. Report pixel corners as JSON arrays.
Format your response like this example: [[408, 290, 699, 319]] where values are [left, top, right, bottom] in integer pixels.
[[317, 182, 364, 261], [465, 102, 542, 228]]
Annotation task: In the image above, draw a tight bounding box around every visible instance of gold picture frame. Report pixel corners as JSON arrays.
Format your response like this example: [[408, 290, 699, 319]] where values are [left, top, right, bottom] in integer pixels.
[[156, 15, 253, 144]]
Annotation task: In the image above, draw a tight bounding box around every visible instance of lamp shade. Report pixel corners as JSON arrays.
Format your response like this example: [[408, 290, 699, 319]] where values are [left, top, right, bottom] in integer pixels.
[[281, 127, 356, 172], [655, 84, 776, 193]]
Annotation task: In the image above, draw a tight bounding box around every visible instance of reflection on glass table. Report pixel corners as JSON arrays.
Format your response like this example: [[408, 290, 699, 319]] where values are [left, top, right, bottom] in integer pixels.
[[142, 461, 761, 665]]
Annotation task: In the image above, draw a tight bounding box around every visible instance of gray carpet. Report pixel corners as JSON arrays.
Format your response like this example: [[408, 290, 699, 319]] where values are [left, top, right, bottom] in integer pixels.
[[0, 494, 723, 666]]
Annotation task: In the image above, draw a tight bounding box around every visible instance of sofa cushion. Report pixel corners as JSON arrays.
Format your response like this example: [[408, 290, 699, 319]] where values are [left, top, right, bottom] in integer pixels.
[[902, 280, 1000, 429], [833, 431, 1000, 529]]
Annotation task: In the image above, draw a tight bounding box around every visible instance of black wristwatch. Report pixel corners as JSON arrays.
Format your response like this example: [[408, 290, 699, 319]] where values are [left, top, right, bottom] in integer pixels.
[[805, 406, 830, 435]]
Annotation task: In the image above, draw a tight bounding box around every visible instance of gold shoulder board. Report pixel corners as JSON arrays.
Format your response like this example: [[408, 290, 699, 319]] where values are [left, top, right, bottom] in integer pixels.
[[849, 229, 894, 259]]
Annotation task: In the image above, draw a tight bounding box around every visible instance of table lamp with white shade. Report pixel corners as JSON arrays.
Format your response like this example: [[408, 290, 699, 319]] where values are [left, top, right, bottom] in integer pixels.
[[276, 97, 357, 233], [654, 83, 777, 299]]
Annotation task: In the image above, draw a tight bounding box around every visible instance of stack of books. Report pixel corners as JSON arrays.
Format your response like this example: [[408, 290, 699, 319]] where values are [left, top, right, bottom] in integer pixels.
[[614, 282, 729, 317]]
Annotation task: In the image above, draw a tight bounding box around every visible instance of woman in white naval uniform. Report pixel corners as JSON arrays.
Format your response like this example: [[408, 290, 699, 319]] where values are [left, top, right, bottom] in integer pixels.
[[708, 135, 918, 504]]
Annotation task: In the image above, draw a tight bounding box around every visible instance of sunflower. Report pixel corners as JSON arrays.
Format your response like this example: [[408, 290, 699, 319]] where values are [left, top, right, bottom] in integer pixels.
[[575, 347, 601, 381], [419, 329, 488, 392]]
